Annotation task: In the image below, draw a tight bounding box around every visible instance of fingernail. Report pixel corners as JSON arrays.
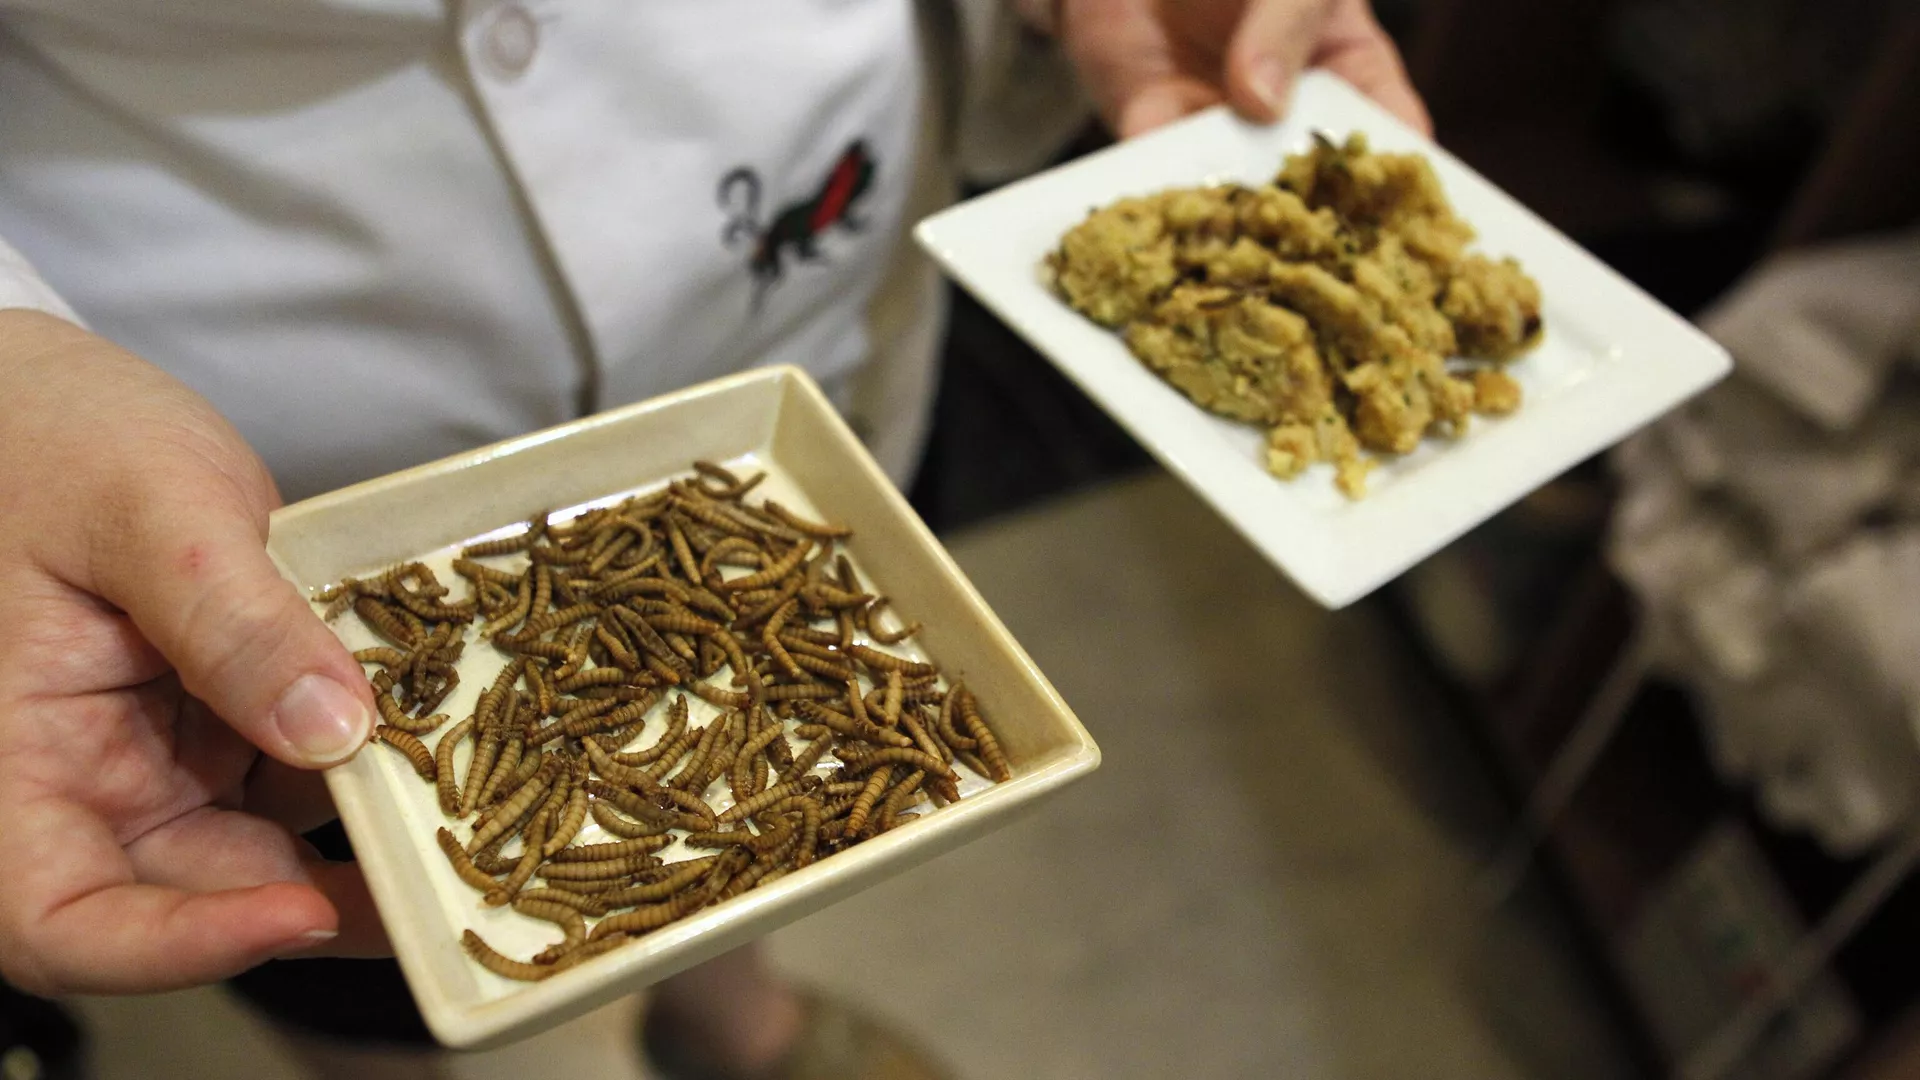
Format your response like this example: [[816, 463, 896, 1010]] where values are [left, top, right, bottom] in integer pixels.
[[273, 674, 371, 765], [275, 928, 339, 958], [1252, 57, 1290, 114]]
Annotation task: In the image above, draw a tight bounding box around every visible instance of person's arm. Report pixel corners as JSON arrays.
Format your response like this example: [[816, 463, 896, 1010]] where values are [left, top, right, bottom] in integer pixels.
[[0, 302, 385, 995]]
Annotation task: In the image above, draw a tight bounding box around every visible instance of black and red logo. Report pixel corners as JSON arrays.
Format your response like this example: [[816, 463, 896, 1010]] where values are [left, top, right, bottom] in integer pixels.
[[718, 139, 876, 309]]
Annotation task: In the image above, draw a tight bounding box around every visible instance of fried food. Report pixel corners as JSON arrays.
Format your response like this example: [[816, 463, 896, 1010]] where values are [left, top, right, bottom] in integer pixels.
[[1049, 132, 1543, 498]]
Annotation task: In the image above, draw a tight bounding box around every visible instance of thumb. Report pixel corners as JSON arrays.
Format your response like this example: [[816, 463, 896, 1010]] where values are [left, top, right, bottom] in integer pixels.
[[1223, 0, 1336, 123], [91, 464, 374, 770], [1061, 0, 1224, 137]]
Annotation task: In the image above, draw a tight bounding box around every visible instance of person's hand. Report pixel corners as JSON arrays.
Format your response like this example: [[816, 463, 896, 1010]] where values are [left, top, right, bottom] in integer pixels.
[[0, 309, 386, 995], [1057, 0, 1429, 139]]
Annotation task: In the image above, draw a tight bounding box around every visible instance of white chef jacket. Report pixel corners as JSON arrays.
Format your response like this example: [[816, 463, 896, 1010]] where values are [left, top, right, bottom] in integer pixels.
[[0, 0, 1084, 501]]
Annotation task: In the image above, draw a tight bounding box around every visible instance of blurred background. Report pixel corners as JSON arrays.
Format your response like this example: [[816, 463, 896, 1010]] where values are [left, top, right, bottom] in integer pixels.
[[9, 0, 1920, 1077]]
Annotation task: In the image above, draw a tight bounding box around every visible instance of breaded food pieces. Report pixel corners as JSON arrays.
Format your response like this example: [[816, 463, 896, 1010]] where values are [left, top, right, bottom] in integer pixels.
[[1050, 132, 1544, 498], [1049, 195, 1178, 327], [1441, 255, 1543, 360]]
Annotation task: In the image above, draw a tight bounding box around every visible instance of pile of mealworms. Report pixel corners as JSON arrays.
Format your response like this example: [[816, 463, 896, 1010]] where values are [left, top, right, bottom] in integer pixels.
[[311, 460, 1009, 982]]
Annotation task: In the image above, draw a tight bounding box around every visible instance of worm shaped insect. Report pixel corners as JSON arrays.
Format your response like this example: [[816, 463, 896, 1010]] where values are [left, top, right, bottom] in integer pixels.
[[476, 734, 525, 808], [718, 778, 823, 825], [517, 888, 609, 918], [538, 853, 665, 882], [835, 746, 957, 785], [962, 695, 1011, 782], [584, 739, 664, 793], [719, 537, 811, 595], [935, 682, 978, 751], [778, 735, 833, 786], [590, 800, 672, 839], [513, 896, 588, 951], [844, 765, 892, 836], [436, 828, 500, 892], [468, 757, 560, 853], [461, 930, 553, 982], [846, 644, 936, 679], [543, 781, 590, 857], [434, 716, 478, 815], [484, 810, 551, 906], [795, 699, 912, 748], [376, 726, 436, 781], [550, 835, 675, 864]]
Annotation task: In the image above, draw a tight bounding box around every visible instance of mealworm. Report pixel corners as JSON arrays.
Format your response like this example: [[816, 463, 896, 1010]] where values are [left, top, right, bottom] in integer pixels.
[[794, 700, 912, 749], [543, 780, 589, 856], [594, 623, 640, 671], [719, 778, 823, 824], [731, 575, 805, 629], [586, 781, 707, 832], [935, 682, 978, 750], [482, 574, 534, 637], [720, 539, 810, 594], [689, 681, 752, 710], [461, 718, 505, 816], [762, 599, 809, 680], [665, 717, 726, 792], [587, 894, 699, 941], [847, 644, 936, 679], [477, 734, 525, 808], [760, 682, 842, 702], [590, 800, 671, 839], [353, 597, 419, 647], [469, 757, 559, 853], [525, 662, 554, 717], [549, 932, 634, 971], [671, 493, 759, 540], [550, 835, 675, 864], [899, 710, 951, 768], [776, 736, 832, 787], [584, 739, 663, 791], [435, 716, 477, 814], [462, 516, 542, 557], [512, 897, 587, 953], [654, 786, 721, 830], [518, 887, 609, 918], [593, 856, 722, 911], [761, 500, 852, 540], [586, 529, 637, 576], [484, 810, 551, 906], [862, 599, 920, 646], [376, 726, 436, 780], [552, 667, 633, 694], [835, 746, 957, 784], [663, 514, 703, 584], [539, 851, 665, 882], [354, 647, 410, 668], [873, 769, 926, 836], [731, 716, 785, 801], [462, 930, 552, 982], [844, 760, 894, 837], [437, 828, 499, 891], [962, 693, 1010, 782], [799, 583, 872, 611]]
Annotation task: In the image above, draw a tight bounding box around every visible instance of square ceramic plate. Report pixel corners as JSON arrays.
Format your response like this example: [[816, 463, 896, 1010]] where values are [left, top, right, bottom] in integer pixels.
[[915, 71, 1731, 609], [267, 366, 1099, 1049]]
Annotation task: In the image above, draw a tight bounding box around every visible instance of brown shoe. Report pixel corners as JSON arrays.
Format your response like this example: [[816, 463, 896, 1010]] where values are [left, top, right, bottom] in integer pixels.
[[641, 990, 952, 1080]]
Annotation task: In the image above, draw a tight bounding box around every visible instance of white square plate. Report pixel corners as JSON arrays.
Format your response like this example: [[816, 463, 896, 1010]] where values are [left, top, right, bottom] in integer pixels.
[[915, 71, 1731, 609], [268, 367, 1098, 1049]]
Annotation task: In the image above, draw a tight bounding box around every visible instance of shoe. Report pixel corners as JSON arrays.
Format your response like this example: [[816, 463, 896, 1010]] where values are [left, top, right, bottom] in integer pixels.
[[641, 989, 952, 1080]]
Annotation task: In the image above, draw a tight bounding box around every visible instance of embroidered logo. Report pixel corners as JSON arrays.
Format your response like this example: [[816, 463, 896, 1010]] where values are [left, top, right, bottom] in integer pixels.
[[718, 139, 876, 309]]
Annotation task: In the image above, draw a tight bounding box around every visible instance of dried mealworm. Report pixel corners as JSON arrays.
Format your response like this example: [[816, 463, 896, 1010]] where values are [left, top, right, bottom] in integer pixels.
[[353, 596, 419, 648], [550, 835, 675, 863], [376, 726, 436, 781], [835, 745, 957, 784], [484, 810, 550, 906], [962, 694, 1010, 782], [543, 780, 590, 857], [435, 716, 477, 814], [518, 887, 609, 918], [590, 800, 671, 839], [865, 598, 922, 646], [718, 778, 823, 825], [936, 682, 978, 751], [462, 930, 553, 982], [846, 644, 935, 679], [512, 896, 587, 951], [539, 853, 664, 882], [775, 736, 831, 787], [468, 757, 559, 853], [584, 738, 664, 792], [354, 647, 410, 668], [437, 827, 500, 891], [477, 734, 525, 808], [794, 699, 912, 748], [719, 538, 810, 594], [844, 765, 893, 837], [873, 769, 926, 836], [761, 500, 852, 540], [593, 856, 720, 909]]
